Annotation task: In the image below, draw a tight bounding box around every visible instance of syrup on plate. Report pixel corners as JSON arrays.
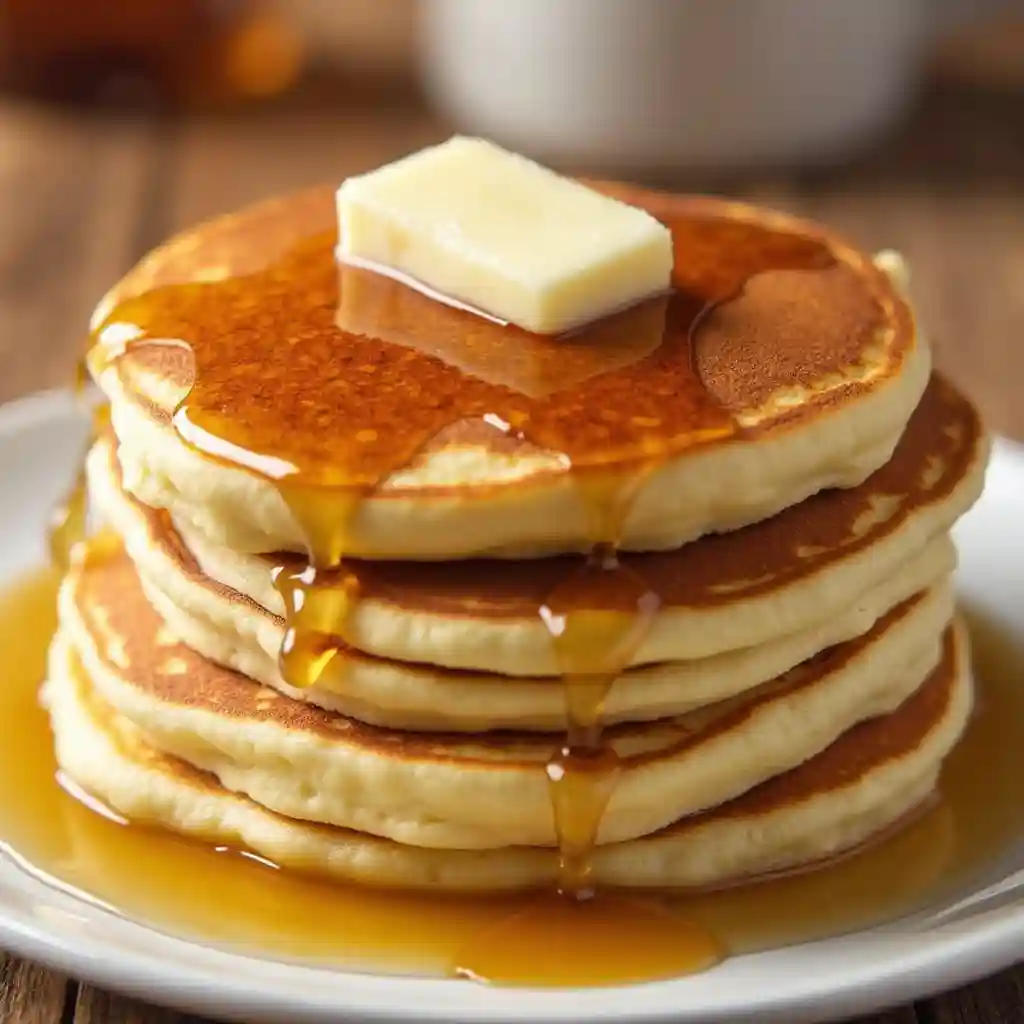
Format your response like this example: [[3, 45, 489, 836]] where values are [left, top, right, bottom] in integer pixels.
[[2, 569, 1021, 986]]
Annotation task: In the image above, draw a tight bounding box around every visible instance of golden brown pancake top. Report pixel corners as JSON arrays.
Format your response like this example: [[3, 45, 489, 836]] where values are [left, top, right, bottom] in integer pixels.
[[110, 375, 980, 617], [92, 184, 912, 491], [71, 548, 934, 768]]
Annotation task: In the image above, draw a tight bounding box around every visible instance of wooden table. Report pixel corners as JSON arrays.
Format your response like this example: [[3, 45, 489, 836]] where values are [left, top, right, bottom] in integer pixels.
[[0, 81, 1022, 1024]]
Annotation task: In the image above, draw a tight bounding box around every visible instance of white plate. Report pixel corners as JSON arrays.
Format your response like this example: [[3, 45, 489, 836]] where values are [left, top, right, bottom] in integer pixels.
[[0, 389, 1021, 1024]]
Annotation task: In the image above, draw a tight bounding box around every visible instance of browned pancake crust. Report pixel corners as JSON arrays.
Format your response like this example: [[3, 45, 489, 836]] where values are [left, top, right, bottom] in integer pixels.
[[678, 626, 959, 829]]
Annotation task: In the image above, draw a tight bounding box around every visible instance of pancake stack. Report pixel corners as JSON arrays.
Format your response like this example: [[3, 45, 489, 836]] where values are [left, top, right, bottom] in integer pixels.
[[45, 182, 989, 895]]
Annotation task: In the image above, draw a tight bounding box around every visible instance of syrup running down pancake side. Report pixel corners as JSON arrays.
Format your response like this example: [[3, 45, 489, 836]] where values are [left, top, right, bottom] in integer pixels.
[[3, 567, 1023, 987], [83, 185, 907, 899], [48, 368, 107, 572]]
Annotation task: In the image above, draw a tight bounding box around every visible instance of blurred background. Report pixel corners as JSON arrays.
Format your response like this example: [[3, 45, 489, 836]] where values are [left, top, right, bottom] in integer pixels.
[[1, 0, 1022, 432]]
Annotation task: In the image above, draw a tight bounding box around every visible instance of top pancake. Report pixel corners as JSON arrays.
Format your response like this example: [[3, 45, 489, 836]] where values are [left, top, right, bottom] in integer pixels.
[[90, 183, 929, 559]]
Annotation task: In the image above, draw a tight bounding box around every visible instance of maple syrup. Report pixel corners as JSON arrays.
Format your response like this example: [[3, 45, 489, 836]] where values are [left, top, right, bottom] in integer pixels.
[[48, 463, 87, 573], [86, 194, 854, 895], [47, 367, 106, 572], [1, 569, 1022, 986]]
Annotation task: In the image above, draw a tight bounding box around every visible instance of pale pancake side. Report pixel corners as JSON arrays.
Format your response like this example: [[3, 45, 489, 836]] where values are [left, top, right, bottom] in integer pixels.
[[89, 373, 986, 675], [60, 548, 953, 849], [136, 530, 954, 732], [91, 410, 954, 730], [44, 623, 973, 891], [93, 185, 930, 558]]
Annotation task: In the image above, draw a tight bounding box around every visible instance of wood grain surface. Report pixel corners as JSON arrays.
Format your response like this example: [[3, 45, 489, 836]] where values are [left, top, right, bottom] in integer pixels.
[[0, 81, 1021, 1023]]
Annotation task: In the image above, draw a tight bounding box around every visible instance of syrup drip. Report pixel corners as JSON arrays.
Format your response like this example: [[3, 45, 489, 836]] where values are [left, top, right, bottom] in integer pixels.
[[5, 568, 1024, 986], [48, 364, 107, 570], [48, 463, 87, 572], [539, 469, 663, 896], [82, 190, 864, 947], [272, 562, 358, 687], [270, 477, 364, 688]]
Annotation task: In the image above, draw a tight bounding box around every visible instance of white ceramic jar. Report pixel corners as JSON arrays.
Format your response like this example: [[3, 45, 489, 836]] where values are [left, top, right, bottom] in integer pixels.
[[419, 0, 988, 174]]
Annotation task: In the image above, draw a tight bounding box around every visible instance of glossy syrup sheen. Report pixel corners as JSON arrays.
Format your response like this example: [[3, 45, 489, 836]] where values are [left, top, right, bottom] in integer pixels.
[[48, 375, 105, 573], [85, 196, 865, 898], [91, 212, 844, 488], [2, 569, 1023, 986]]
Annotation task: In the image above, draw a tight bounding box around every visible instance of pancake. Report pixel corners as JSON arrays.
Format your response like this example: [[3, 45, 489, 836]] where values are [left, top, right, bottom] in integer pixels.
[[88, 374, 985, 682], [59, 545, 954, 850], [43, 621, 973, 891], [91, 428, 955, 730], [89, 184, 930, 560]]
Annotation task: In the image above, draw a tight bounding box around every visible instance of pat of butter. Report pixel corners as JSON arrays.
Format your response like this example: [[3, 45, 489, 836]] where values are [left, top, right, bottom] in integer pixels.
[[336, 136, 673, 335]]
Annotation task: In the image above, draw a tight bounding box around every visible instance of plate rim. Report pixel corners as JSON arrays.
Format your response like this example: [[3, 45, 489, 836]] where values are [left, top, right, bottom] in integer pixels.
[[0, 386, 1021, 1024]]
